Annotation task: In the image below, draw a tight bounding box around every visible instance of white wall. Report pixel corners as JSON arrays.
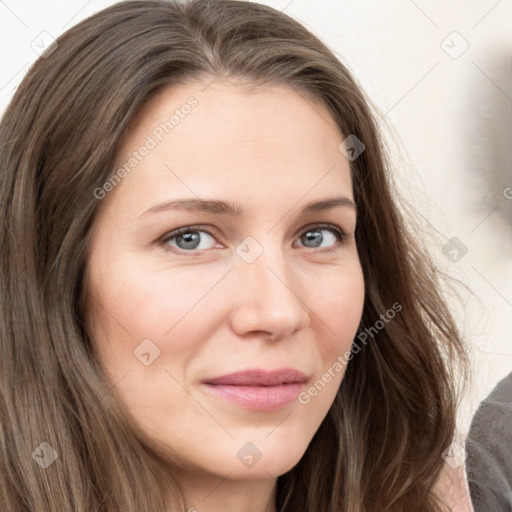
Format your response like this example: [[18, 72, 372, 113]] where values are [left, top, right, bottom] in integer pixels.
[[1, 0, 511, 430]]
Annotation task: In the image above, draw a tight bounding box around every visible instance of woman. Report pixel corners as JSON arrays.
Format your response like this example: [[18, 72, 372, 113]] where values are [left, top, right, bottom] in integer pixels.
[[0, 0, 471, 510]]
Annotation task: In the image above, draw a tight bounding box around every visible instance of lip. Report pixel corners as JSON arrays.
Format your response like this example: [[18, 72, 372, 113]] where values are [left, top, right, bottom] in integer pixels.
[[201, 368, 307, 411]]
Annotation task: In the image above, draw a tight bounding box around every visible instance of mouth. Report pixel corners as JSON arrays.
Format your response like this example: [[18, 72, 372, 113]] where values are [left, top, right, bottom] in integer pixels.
[[200, 368, 308, 411]]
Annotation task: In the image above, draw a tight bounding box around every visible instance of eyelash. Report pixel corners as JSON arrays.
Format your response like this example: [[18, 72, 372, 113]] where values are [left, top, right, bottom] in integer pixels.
[[158, 223, 348, 256]]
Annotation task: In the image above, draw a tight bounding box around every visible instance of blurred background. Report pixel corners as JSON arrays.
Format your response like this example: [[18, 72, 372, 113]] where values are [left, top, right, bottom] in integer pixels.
[[1, 0, 511, 432]]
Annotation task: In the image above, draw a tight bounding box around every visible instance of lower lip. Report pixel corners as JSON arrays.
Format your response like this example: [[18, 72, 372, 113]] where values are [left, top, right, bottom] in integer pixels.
[[202, 383, 305, 411]]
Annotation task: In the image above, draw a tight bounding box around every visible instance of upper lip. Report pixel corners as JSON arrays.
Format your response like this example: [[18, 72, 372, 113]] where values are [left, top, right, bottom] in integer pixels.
[[201, 368, 307, 387]]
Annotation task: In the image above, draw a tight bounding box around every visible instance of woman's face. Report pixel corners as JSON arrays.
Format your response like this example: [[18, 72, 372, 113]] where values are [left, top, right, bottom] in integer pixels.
[[85, 79, 364, 489]]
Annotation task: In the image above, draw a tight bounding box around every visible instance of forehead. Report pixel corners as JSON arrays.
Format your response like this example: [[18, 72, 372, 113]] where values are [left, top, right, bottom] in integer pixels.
[[105, 79, 353, 214]]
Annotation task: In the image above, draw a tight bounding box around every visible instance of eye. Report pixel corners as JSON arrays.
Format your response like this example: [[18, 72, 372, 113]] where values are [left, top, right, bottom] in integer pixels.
[[158, 223, 348, 255], [295, 224, 347, 253], [161, 225, 220, 252]]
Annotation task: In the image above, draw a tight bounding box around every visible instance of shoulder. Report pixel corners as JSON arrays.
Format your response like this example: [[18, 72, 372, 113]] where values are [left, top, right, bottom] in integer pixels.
[[466, 372, 512, 463], [469, 372, 512, 437]]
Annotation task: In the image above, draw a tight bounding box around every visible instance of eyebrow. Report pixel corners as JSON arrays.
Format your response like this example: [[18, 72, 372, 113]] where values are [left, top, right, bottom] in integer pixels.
[[137, 195, 357, 219]]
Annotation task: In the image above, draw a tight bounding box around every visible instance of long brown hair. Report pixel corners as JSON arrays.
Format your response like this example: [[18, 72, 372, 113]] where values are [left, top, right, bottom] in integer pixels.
[[0, 1, 467, 510]]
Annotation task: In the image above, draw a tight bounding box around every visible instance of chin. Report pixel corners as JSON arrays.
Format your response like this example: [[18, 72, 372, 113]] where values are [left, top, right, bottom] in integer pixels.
[[225, 437, 309, 479], [218, 455, 302, 481]]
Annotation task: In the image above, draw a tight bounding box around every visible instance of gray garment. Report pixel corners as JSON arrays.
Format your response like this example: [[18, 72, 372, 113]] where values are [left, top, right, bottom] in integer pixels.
[[466, 372, 512, 512]]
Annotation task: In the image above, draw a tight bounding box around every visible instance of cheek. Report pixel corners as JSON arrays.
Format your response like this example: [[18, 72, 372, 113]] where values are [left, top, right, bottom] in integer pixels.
[[309, 272, 364, 410], [293, 268, 364, 436], [86, 259, 232, 370], [314, 266, 365, 350]]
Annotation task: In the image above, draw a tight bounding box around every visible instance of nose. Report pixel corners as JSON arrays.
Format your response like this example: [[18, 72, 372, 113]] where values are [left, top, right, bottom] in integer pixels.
[[228, 246, 311, 341]]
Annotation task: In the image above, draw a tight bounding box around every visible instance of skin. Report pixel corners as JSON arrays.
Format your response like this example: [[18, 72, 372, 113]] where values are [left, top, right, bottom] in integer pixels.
[[84, 78, 365, 511], [435, 463, 475, 512]]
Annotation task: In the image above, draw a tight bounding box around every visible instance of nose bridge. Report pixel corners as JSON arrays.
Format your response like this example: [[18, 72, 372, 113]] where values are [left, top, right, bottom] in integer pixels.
[[229, 238, 310, 338]]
